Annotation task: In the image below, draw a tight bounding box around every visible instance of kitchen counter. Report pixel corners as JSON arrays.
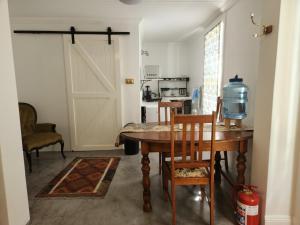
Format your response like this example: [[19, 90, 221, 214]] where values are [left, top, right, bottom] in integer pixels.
[[141, 96, 192, 108], [162, 96, 192, 101], [141, 101, 158, 108], [141, 97, 192, 122]]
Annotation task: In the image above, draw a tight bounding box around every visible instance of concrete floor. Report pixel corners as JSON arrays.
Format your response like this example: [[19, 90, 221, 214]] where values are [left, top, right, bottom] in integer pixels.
[[25, 150, 235, 225]]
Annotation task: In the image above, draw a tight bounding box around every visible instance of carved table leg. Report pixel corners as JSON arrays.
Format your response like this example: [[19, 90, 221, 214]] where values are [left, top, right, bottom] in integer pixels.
[[214, 151, 222, 183], [237, 140, 247, 184], [141, 142, 152, 212]]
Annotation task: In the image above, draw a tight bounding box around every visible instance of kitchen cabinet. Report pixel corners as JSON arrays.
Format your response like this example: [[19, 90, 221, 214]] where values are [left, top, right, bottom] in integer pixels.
[[141, 103, 167, 123]]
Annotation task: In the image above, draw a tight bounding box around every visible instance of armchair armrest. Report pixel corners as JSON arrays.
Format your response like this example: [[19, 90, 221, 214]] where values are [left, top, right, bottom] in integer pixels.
[[36, 123, 56, 132]]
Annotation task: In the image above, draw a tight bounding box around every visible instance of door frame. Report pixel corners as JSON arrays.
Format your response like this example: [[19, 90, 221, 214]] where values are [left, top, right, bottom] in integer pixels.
[[63, 35, 122, 151]]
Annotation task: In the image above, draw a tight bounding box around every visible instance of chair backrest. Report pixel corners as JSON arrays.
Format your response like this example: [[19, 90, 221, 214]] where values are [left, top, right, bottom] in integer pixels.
[[18, 103, 37, 137], [216, 97, 223, 122], [170, 112, 216, 179], [158, 101, 184, 125]]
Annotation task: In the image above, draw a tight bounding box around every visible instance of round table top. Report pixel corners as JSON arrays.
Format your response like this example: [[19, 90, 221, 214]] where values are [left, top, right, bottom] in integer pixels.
[[121, 130, 253, 143]]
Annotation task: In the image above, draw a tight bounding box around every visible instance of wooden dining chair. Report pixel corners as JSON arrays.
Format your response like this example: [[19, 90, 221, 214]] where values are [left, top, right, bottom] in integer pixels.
[[163, 112, 216, 225], [158, 101, 184, 125], [158, 101, 184, 175], [216, 97, 229, 172], [216, 97, 223, 122]]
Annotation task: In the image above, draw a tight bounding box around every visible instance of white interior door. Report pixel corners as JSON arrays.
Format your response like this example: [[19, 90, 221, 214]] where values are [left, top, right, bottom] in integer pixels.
[[64, 35, 121, 150]]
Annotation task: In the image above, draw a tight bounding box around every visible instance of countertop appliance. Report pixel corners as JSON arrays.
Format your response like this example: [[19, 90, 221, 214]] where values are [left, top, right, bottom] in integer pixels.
[[144, 85, 152, 102], [143, 85, 161, 102]]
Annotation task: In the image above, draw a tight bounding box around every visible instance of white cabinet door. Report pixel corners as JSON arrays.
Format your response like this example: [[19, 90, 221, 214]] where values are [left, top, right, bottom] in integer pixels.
[[145, 107, 157, 123], [146, 107, 168, 123], [64, 35, 121, 150]]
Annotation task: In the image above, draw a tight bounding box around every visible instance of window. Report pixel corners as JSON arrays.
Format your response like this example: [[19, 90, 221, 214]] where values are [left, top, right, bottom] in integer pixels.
[[202, 21, 224, 114]]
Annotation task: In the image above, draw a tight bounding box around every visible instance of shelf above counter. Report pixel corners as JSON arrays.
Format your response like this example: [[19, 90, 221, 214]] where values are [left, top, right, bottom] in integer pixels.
[[159, 77, 189, 81], [141, 77, 189, 81], [140, 76, 189, 91]]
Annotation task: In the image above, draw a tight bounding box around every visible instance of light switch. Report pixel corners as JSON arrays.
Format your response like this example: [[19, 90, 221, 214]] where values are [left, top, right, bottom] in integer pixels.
[[125, 78, 134, 84]]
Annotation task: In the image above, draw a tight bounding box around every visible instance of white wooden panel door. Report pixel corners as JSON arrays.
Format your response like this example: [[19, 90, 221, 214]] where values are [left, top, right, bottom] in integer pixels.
[[64, 35, 121, 150]]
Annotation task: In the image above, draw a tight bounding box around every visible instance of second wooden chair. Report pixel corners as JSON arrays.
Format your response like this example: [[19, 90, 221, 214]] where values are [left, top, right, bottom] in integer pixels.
[[158, 101, 184, 175]]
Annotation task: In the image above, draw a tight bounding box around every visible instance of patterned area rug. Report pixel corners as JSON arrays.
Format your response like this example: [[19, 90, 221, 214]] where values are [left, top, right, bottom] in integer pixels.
[[37, 157, 120, 198]]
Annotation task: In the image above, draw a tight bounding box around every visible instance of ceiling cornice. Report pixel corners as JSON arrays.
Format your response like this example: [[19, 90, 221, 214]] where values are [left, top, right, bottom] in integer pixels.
[[220, 0, 239, 12], [10, 17, 142, 26], [70, 0, 227, 8], [178, 0, 238, 42], [177, 26, 204, 41]]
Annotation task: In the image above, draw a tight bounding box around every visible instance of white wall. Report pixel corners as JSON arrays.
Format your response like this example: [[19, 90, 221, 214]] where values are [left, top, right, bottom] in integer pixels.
[[0, 149, 9, 225], [141, 42, 188, 95], [182, 0, 261, 184], [187, 0, 300, 224], [142, 42, 168, 78], [142, 42, 188, 77], [293, 130, 300, 225], [222, 0, 261, 126], [119, 21, 142, 125], [13, 34, 71, 150], [184, 31, 204, 92], [294, 144, 300, 225], [193, 0, 299, 223], [12, 18, 142, 150], [0, 1, 30, 224], [263, 0, 300, 224], [250, 0, 280, 222], [182, 0, 261, 127], [294, 91, 300, 223], [141, 42, 168, 95]]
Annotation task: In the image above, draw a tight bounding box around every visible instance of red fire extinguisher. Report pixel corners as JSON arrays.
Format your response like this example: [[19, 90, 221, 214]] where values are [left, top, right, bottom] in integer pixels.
[[236, 185, 260, 225]]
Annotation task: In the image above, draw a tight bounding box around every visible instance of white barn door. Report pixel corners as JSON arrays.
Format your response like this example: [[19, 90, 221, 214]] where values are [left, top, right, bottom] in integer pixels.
[[64, 35, 121, 150]]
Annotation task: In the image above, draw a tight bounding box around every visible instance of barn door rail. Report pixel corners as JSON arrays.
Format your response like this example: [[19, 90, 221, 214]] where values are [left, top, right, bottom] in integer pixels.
[[14, 26, 130, 45]]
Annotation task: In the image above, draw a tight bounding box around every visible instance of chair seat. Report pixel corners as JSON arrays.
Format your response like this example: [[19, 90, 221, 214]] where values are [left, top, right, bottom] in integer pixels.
[[23, 132, 62, 151], [166, 162, 208, 178]]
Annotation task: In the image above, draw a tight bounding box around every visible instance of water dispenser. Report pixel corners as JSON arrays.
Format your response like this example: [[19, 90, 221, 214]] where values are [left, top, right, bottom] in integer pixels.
[[222, 75, 248, 125]]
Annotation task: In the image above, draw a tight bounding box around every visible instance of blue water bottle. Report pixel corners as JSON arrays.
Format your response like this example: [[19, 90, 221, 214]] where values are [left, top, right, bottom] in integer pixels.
[[223, 75, 248, 120]]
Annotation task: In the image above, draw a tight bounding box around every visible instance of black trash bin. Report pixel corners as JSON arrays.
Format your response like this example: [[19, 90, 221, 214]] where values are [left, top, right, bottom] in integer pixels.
[[124, 139, 139, 155]]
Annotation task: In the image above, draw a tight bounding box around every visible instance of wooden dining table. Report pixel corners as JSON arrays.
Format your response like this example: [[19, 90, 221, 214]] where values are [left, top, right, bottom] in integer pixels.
[[118, 127, 253, 212]]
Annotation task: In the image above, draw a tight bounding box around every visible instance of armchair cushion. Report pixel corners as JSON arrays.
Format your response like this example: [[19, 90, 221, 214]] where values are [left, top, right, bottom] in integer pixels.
[[22, 132, 62, 152]]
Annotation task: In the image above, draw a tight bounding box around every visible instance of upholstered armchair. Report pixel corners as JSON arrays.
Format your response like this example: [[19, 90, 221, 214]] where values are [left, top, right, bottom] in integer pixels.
[[18, 102, 65, 172]]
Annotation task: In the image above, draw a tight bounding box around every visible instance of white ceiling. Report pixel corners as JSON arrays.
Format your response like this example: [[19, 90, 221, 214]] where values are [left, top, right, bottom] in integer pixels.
[[8, 0, 235, 42]]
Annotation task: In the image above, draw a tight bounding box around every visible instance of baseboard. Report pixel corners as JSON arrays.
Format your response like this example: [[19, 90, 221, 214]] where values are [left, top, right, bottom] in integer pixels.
[[265, 215, 292, 225]]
